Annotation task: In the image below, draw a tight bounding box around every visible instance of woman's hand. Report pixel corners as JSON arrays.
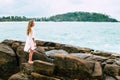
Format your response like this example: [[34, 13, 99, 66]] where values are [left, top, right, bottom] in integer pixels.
[[34, 42, 36, 47]]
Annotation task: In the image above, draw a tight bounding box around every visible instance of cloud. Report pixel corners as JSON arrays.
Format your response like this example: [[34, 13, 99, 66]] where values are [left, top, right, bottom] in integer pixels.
[[0, 0, 120, 20], [0, 0, 15, 6]]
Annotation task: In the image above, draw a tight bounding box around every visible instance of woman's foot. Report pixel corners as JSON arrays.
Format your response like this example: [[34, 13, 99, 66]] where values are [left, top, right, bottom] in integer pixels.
[[28, 61, 33, 64]]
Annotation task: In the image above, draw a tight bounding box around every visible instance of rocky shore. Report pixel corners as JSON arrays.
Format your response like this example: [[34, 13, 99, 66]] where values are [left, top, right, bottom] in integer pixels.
[[0, 39, 120, 80]]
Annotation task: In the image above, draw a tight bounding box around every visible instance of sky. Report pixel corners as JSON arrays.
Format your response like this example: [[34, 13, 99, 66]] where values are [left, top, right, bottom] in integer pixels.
[[0, 0, 120, 20]]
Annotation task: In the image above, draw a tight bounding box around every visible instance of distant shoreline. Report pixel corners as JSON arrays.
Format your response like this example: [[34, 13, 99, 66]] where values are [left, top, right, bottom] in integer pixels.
[[0, 11, 118, 22]]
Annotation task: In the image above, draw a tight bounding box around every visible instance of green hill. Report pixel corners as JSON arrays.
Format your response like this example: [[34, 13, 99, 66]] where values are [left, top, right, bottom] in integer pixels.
[[46, 12, 118, 22], [0, 12, 118, 22]]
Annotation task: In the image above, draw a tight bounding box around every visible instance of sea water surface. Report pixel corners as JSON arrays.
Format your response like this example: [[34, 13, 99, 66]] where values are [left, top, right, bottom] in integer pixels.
[[0, 22, 120, 53]]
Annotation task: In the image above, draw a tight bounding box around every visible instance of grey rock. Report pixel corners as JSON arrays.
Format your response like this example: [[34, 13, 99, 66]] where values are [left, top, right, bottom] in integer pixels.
[[45, 49, 68, 58], [105, 76, 116, 80], [8, 72, 29, 80], [70, 53, 92, 59]]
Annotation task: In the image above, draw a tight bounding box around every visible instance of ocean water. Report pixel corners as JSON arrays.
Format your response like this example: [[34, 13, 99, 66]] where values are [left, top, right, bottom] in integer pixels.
[[0, 22, 120, 53]]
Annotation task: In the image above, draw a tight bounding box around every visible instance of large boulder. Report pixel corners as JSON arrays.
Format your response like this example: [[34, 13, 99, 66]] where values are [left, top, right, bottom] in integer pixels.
[[33, 60, 55, 75], [2, 39, 14, 46], [53, 54, 95, 79], [104, 64, 120, 77], [16, 45, 52, 65], [11, 41, 21, 52], [8, 72, 29, 80], [0, 43, 19, 79], [31, 72, 60, 80], [9, 72, 60, 80], [20, 63, 34, 75]]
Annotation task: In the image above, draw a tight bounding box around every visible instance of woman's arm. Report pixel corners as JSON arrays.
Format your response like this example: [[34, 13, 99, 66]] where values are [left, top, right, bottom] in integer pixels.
[[32, 28, 36, 46], [32, 38, 36, 47], [32, 38, 35, 43]]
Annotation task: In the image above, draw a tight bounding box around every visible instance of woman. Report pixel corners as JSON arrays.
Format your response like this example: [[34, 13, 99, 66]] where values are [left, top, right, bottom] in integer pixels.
[[24, 20, 36, 64]]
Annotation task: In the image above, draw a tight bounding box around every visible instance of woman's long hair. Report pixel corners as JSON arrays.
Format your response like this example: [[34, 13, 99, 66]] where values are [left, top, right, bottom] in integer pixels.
[[27, 20, 34, 35]]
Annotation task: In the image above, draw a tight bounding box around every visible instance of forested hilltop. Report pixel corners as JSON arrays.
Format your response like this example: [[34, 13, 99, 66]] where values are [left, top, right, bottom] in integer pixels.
[[47, 12, 118, 22], [0, 12, 118, 22]]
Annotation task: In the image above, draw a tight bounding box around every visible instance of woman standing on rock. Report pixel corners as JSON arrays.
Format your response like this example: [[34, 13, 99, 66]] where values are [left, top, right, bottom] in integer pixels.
[[24, 20, 36, 64]]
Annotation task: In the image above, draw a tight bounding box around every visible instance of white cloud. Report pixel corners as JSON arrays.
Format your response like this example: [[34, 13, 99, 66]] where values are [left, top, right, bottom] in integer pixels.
[[0, 0, 120, 20], [0, 0, 15, 6]]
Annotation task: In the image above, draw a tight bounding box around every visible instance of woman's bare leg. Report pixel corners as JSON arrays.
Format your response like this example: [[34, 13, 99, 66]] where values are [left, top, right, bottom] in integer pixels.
[[28, 48, 34, 63]]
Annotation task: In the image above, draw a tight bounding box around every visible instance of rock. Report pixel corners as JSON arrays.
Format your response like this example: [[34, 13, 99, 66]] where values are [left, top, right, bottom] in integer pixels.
[[86, 55, 108, 63], [0, 78, 3, 80], [36, 40, 57, 47], [92, 51, 112, 57], [33, 60, 55, 75], [44, 42, 56, 47], [116, 76, 120, 80], [54, 43, 63, 49], [62, 44, 94, 53], [62, 44, 80, 53], [11, 42, 20, 51], [0, 43, 15, 56], [104, 64, 120, 77], [110, 54, 120, 58], [105, 59, 115, 64], [21, 42, 25, 46], [105, 76, 116, 80], [70, 53, 92, 59], [35, 46, 45, 53], [115, 59, 120, 66], [42, 47, 49, 51], [31, 72, 60, 80], [0, 43, 19, 79], [48, 47, 55, 50], [92, 62, 102, 78], [33, 51, 53, 62], [20, 63, 34, 75], [16, 45, 52, 64], [54, 54, 95, 79], [36, 40, 46, 46], [16, 45, 28, 64], [78, 47, 94, 53], [2, 39, 14, 46], [36, 40, 63, 49], [8, 72, 29, 80], [1, 39, 120, 80], [45, 49, 68, 58]]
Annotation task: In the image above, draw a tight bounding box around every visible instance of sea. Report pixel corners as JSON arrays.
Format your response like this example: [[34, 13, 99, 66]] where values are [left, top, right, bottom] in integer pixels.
[[0, 22, 120, 53]]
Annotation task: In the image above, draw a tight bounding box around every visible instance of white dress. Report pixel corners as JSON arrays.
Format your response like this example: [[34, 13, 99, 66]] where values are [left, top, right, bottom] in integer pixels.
[[24, 28, 36, 52]]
